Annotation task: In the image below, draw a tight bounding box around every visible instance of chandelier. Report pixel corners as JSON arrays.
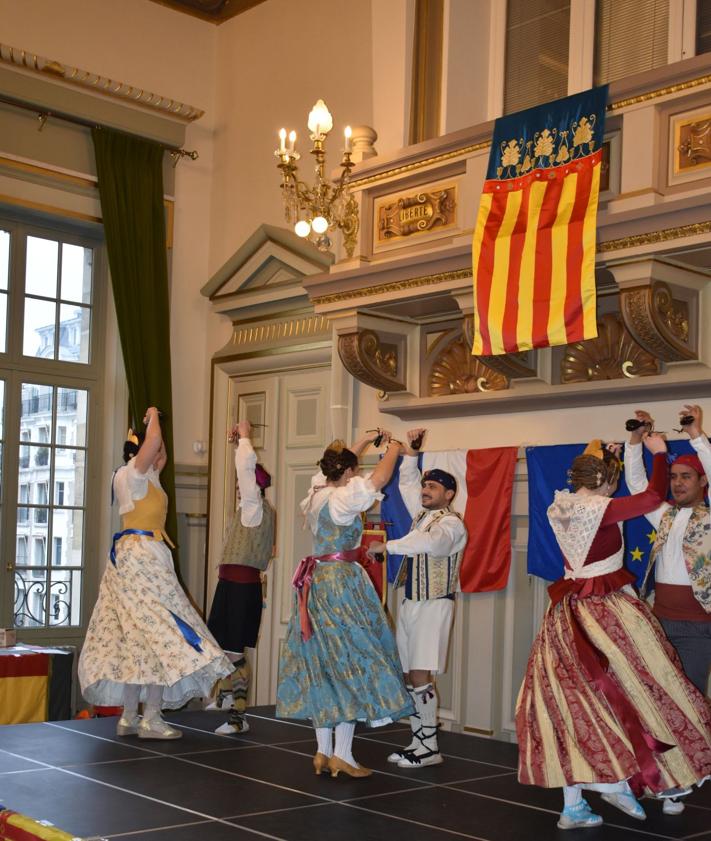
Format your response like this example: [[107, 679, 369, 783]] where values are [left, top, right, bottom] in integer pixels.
[[275, 99, 358, 257]]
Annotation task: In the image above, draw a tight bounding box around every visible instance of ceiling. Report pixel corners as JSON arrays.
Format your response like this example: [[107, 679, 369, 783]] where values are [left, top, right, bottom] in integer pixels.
[[148, 0, 266, 23]]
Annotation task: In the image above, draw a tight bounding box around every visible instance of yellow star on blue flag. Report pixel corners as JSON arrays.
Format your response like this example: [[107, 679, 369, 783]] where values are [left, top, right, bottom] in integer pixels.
[[630, 547, 644, 562], [647, 529, 657, 543]]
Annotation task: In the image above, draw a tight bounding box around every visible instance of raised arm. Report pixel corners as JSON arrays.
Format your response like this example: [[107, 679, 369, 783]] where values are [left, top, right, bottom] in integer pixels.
[[682, 405, 711, 481], [134, 407, 162, 474], [350, 428, 391, 459], [369, 439, 404, 490], [234, 421, 263, 527], [602, 446, 668, 525]]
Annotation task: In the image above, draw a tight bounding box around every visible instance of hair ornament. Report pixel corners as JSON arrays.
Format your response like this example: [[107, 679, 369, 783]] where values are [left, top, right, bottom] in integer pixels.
[[583, 439, 604, 460], [126, 428, 139, 446]]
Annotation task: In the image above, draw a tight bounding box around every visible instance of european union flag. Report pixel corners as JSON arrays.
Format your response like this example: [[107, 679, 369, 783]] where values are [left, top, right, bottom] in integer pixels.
[[526, 440, 697, 586]]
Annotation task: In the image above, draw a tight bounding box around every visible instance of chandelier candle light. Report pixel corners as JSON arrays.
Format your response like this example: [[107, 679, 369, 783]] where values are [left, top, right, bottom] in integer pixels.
[[275, 99, 359, 257]]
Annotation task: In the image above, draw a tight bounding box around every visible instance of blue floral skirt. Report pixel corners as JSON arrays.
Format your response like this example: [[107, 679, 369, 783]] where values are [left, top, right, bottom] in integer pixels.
[[276, 561, 413, 728]]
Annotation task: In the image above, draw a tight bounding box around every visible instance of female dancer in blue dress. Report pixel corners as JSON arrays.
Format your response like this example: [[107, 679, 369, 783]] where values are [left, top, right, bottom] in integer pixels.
[[277, 430, 414, 777]]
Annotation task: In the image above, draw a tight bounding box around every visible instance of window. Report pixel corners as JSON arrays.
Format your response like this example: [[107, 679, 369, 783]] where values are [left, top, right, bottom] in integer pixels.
[[2, 217, 104, 630], [698, 0, 711, 54], [504, 0, 571, 115], [594, 0, 669, 85]]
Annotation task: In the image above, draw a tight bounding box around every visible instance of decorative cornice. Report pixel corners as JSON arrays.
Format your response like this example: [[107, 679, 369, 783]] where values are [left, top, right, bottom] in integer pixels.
[[230, 314, 330, 347], [0, 43, 204, 122], [349, 142, 490, 189], [312, 268, 471, 307], [347, 73, 711, 191], [609, 73, 711, 111], [429, 335, 509, 395], [597, 220, 711, 253]]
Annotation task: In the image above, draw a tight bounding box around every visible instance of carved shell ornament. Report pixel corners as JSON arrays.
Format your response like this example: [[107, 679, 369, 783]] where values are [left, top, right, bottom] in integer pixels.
[[561, 313, 659, 384], [430, 336, 509, 395]]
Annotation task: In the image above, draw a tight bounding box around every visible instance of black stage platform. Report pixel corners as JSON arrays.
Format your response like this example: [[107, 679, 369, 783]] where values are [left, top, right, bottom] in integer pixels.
[[0, 706, 709, 840]]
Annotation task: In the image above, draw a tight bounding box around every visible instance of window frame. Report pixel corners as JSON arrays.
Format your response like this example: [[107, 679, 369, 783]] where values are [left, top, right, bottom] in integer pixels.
[[0, 210, 108, 639]]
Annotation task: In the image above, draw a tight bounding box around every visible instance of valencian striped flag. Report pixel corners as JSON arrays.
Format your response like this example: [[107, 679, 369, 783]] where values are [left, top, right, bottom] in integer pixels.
[[471, 86, 608, 356]]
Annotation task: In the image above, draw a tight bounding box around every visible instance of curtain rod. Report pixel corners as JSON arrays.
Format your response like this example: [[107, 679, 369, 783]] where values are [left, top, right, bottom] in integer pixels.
[[0, 92, 199, 165]]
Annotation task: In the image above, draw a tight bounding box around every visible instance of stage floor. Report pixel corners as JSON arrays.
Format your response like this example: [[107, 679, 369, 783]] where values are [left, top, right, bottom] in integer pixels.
[[0, 706, 709, 840]]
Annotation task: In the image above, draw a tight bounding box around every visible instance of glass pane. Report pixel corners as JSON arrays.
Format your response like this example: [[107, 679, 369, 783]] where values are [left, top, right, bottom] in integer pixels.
[[0, 229, 9, 290], [59, 304, 90, 364], [49, 568, 82, 626], [60, 243, 92, 304], [0, 378, 4, 437], [20, 383, 54, 442], [58, 387, 87, 447], [14, 569, 47, 628], [23, 297, 56, 358], [56, 448, 86, 506], [25, 236, 58, 297], [0, 292, 6, 353], [55, 509, 83, 567]]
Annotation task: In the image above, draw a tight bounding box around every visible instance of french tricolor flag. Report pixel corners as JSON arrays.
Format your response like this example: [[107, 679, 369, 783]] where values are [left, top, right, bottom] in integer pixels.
[[381, 448, 517, 593]]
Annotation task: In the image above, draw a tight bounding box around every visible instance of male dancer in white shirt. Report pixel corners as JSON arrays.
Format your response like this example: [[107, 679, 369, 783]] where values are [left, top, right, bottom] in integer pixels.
[[367, 429, 467, 768], [625, 404, 711, 814]]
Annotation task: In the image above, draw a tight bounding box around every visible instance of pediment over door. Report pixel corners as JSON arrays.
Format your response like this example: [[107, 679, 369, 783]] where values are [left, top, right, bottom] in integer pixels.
[[201, 224, 334, 359]]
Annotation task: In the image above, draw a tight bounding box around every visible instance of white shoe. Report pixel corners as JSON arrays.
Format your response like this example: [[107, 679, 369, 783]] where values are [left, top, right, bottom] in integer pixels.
[[137, 717, 182, 740], [396, 747, 444, 768], [557, 801, 603, 830], [215, 718, 250, 735], [205, 693, 233, 711], [601, 792, 646, 820], [387, 735, 419, 763], [116, 713, 141, 736], [662, 798, 685, 815]]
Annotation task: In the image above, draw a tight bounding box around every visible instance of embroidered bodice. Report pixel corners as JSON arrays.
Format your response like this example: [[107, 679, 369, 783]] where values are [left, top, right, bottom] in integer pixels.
[[313, 504, 362, 555]]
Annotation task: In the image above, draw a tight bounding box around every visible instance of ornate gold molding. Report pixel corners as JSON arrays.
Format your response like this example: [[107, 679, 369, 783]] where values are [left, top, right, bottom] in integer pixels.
[[346, 74, 711, 192], [377, 186, 456, 241], [430, 335, 509, 395], [609, 73, 711, 112], [597, 220, 711, 253], [312, 268, 471, 307], [619, 282, 695, 362], [561, 313, 659, 383], [0, 43, 204, 121], [230, 315, 330, 347], [337, 330, 406, 392], [349, 143, 490, 189], [676, 115, 711, 172]]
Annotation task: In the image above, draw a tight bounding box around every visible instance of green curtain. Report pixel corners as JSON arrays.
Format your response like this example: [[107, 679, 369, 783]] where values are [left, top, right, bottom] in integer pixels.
[[92, 127, 180, 575]]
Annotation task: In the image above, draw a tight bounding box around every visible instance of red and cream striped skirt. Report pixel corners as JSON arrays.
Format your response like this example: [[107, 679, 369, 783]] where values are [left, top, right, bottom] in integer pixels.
[[516, 588, 711, 791]]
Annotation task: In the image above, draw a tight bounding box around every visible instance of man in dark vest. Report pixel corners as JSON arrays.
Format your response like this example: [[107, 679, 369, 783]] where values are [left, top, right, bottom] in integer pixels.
[[366, 429, 468, 768], [207, 419, 275, 734]]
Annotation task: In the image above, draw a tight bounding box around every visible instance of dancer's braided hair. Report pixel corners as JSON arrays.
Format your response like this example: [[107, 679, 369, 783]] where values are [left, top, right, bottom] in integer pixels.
[[319, 439, 358, 482], [568, 449, 620, 492]]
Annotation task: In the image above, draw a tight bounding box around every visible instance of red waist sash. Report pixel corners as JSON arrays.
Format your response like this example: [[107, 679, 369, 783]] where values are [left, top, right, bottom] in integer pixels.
[[548, 568, 673, 794], [218, 564, 261, 584], [292, 547, 363, 641]]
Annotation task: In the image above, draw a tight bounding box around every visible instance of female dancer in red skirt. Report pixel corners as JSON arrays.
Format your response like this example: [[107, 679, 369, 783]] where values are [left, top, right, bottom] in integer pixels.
[[516, 435, 711, 829]]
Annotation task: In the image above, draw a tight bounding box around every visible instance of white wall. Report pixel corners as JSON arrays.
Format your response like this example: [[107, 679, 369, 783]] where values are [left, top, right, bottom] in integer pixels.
[[353, 385, 711, 452], [0, 0, 218, 465]]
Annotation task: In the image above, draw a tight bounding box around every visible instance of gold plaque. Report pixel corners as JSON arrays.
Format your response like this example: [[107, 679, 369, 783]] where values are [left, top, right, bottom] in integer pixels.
[[376, 185, 457, 242]]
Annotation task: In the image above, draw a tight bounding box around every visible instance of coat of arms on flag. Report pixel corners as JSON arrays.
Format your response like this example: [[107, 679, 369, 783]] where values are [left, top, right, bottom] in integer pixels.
[[471, 85, 608, 356]]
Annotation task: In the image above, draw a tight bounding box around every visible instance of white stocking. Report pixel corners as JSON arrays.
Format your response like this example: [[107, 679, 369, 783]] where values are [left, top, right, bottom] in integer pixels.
[[563, 785, 583, 808], [315, 727, 333, 757], [122, 684, 141, 717], [334, 721, 356, 766], [143, 684, 164, 721]]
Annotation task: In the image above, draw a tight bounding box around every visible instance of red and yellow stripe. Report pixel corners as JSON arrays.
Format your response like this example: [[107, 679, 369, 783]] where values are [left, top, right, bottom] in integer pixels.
[[472, 149, 602, 356]]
